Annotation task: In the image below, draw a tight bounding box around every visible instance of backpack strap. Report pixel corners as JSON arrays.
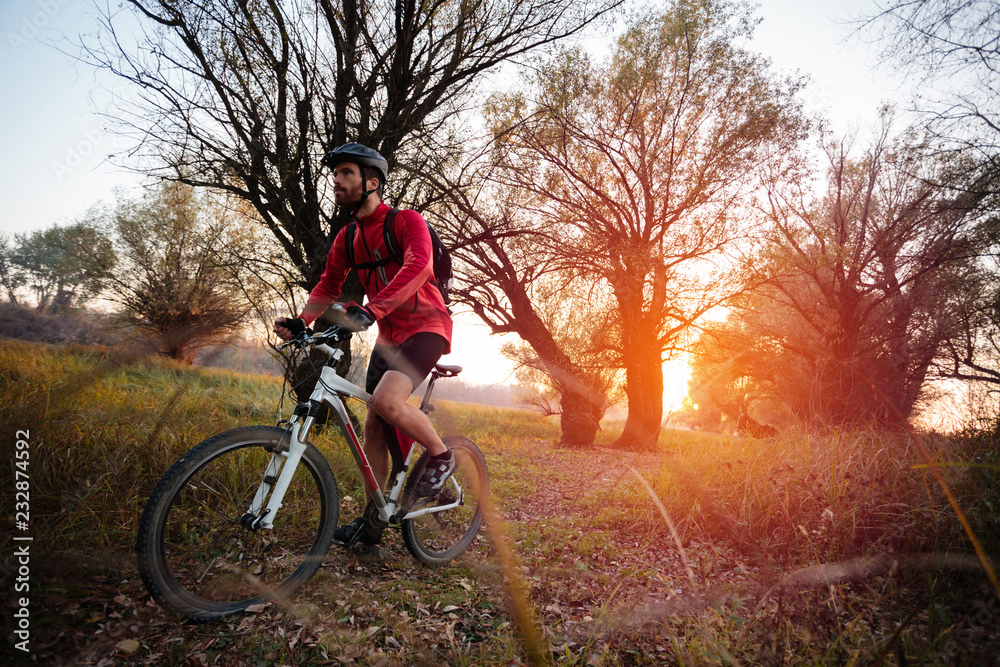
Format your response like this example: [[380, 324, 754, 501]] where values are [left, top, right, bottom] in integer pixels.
[[343, 212, 397, 271], [381, 209, 402, 263], [348, 209, 448, 302], [343, 221, 358, 268], [383, 208, 448, 300]]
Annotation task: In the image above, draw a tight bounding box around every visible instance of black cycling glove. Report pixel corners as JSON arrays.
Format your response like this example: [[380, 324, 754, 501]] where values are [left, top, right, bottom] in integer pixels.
[[279, 317, 308, 336], [343, 304, 376, 331]]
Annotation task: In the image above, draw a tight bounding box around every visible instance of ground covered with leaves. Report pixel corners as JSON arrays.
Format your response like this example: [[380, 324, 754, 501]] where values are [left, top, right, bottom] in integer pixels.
[[2, 340, 999, 665], [8, 438, 999, 666]]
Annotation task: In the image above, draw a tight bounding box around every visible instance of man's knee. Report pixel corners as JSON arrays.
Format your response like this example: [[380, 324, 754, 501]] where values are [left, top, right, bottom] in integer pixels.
[[370, 371, 413, 422], [370, 390, 404, 421]]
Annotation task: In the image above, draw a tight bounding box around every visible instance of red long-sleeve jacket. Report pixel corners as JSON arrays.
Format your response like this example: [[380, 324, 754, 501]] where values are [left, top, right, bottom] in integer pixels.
[[298, 202, 453, 351]]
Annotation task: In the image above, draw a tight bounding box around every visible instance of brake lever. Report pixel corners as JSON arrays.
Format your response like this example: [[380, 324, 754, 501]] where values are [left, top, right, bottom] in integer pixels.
[[277, 330, 312, 350], [277, 325, 348, 351], [311, 326, 351, 344]]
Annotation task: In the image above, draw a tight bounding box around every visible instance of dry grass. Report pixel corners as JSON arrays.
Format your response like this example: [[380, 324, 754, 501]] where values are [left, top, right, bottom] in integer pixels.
[[1, 339, 998, 665]]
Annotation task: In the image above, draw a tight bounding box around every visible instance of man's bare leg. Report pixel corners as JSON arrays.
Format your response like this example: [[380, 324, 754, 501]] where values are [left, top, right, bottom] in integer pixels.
[[362, 412, 390, 497], [370, 370, 447, 455]]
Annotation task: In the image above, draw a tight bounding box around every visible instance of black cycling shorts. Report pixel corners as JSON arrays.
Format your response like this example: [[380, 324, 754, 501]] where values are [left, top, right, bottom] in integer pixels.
[[365, 332, 449, 394]]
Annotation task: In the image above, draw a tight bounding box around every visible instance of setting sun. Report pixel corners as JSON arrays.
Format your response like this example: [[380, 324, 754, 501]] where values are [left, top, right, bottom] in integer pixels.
[[663, 356, 692, 412]]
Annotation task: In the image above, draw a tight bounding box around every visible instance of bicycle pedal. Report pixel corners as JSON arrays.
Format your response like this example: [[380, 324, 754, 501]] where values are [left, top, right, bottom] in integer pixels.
[[342, 520, 386, 547]]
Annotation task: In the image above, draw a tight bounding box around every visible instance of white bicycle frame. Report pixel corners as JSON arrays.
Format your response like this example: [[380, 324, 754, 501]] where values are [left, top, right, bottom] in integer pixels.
[[247, 339, 463, 529]]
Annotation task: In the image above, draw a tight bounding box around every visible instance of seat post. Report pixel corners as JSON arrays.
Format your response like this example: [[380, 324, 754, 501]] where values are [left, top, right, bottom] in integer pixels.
[[419, 372, 442, 414], [419, 364, 461, 414]]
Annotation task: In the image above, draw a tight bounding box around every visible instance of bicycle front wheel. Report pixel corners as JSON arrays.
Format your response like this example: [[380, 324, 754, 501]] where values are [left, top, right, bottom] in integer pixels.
[[136, 426, 338, 621], [401, 436, 488, 565]]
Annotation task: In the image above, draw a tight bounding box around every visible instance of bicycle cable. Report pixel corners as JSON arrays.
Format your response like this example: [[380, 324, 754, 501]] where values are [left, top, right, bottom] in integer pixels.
[[276, 330, 358, 425]]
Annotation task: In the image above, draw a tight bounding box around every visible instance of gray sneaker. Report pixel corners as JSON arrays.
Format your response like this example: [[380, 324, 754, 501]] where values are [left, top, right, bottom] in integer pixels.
[[414, 450, 456, 498]]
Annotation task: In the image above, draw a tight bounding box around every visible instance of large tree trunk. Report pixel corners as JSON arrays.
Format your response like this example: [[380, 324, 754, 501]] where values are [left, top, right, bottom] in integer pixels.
[[554, 369, 604, 448], [464, 255, 606, 447], [612, 277, 664, 451], [523, 327, 604, 448], [614, 332, 664, 450]]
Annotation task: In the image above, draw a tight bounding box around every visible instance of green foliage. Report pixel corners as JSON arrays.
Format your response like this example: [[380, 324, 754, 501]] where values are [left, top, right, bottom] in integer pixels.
[[0, 232, 25, 303], [3, 215, 115, 312]]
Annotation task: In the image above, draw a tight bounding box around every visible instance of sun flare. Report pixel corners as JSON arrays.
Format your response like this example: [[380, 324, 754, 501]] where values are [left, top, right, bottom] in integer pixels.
[[663, 356, 692, 412]]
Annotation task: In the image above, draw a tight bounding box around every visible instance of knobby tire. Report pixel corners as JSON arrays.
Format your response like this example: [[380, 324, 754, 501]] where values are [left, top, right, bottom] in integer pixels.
[[135, 426, 338, 621], [400, 436, 488, 565]]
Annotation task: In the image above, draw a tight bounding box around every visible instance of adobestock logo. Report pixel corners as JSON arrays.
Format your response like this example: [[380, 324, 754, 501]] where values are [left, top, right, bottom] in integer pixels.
[[51, 128, 105, 183], [7, 0, 73, 52], [801, 82, 835, 117]]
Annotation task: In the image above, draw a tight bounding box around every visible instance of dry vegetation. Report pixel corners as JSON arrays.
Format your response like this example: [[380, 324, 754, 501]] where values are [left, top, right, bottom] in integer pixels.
[[1, 339, 999, 665]]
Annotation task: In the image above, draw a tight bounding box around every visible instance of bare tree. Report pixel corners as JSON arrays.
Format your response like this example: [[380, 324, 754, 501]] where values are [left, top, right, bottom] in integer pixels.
[[465, 0, 807, 449], [78, 0, 622, 298], [861, 0, 1000, 159], [500, 273, 623, 421], [750, 122, 990, 425], [95, 183, 251, 363], [427, 175, 610, 445], [937, 241, 1000, 388], [859, 2, 1000, 418]]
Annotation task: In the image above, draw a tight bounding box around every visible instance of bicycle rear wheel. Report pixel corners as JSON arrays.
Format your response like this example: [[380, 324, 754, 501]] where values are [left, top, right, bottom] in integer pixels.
[[136, 426, 338, 621], [400, 436, 488, 565]]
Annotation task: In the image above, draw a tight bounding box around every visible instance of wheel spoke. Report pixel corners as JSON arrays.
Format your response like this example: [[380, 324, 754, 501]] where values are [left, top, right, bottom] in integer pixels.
[[400, 438, 487, 565], [136, 427, 338, 620]]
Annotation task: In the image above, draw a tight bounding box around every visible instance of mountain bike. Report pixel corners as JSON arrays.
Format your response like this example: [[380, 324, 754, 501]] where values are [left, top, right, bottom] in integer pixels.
[[134, 321, 488, 621]]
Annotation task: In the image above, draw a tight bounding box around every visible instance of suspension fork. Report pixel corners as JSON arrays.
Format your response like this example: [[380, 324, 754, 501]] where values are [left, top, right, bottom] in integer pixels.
[[242, 417, 314, 530]]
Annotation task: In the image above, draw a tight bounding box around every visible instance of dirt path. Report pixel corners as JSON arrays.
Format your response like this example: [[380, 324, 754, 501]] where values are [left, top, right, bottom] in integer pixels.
[[22, 441, 757, 666], [490, 442, 757, 635]]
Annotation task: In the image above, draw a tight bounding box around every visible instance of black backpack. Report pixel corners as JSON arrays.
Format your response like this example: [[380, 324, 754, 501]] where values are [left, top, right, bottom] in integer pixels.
[[343, 209, 454, 304]]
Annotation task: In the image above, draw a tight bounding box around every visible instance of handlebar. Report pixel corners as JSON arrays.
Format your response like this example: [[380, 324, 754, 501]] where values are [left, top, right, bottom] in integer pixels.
[[278, 326, 352, 354], [277, 303, 371, 358]]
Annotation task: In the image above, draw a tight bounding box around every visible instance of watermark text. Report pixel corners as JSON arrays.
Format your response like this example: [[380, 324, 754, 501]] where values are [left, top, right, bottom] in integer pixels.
[[12, 429, 32, 653], [6, 0, 73, 52]]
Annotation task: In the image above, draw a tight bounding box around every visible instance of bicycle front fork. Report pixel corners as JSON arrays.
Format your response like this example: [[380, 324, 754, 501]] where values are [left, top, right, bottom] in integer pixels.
[[242, 417, 314, 530]]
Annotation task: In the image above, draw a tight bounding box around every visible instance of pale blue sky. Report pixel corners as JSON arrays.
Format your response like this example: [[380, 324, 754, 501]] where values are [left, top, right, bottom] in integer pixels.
[[0, 0, 907, 386], [0, 0, 904, 238], [1, 1, 132, 237]]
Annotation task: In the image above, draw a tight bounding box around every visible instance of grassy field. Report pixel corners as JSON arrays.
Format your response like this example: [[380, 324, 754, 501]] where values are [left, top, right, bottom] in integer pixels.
[[1, 338, 999, 665]]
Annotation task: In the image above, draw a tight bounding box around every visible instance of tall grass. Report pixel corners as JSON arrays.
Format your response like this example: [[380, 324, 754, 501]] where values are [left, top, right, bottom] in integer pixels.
[[0, 340, 558, 559], [574, 424, 999, 568], [1, 340, 289, 555], [3, 339, 998, 665]]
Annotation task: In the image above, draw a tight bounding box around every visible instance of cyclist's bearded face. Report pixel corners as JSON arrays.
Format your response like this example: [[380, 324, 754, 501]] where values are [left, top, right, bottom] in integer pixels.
[[332, 162, 363, 206], [333, 162, 374, 207]]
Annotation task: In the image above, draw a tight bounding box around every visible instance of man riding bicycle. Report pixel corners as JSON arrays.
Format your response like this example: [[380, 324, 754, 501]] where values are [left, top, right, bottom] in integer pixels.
[[273, 142, 455, 547]]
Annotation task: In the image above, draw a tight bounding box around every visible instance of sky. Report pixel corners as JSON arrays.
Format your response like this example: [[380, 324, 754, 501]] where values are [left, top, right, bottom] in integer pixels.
[[0, 0, 909, 393]]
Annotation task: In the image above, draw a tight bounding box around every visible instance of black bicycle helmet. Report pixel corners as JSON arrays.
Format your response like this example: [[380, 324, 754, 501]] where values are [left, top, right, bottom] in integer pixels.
[[321, 142, 389, 184]]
